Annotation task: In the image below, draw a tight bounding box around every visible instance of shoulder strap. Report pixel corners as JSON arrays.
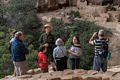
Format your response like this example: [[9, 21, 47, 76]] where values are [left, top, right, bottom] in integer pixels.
[[59, 47, 66, 57]]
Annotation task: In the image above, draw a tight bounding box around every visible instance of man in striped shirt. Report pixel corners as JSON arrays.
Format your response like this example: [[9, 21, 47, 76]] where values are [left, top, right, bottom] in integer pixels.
[[89, 30, 108, 72]]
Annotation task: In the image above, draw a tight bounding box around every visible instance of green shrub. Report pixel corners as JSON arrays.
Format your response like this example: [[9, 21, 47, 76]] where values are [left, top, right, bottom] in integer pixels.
[[69, 10, 81, 18], [50, 18, 108, 69]]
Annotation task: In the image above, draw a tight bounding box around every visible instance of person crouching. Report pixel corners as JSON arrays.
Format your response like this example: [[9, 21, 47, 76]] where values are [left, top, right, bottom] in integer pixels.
[[38, 46, 48, 73]]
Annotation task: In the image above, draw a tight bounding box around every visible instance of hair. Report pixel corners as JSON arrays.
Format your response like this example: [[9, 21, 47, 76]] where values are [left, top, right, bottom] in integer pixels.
[[98, 30, 105, 37], [55, 38, 64, 46], [72, 36, 80, 44], [39, 45, 46, 52], [15, 31, 23, 38]]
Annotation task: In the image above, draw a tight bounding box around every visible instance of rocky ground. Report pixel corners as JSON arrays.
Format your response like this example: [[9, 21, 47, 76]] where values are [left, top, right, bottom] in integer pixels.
[[2, 65, 120, 80]]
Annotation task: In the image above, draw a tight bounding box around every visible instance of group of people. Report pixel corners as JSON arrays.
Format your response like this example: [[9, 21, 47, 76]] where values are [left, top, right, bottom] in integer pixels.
[[10, 23, 109, 76]]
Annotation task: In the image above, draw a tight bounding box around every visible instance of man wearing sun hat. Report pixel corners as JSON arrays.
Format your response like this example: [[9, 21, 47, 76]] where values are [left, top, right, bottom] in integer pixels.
[[39, 23, 55, 63], [89, 29, 109, 72]]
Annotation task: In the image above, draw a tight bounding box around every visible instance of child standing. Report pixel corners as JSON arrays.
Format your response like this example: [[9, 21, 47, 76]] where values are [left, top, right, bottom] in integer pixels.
[[53, 38, 68, 71], [38, 46, 48, 72], [69, 36, 82, 70]]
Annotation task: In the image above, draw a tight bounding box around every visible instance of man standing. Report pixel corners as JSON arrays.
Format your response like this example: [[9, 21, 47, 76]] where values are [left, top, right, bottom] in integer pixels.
[[89, 30, 108, 72], [39, 23, 55, 63], [11, 31, 29, 76]]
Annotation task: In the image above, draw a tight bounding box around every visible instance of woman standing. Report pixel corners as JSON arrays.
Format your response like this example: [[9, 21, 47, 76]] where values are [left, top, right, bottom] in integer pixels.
[[69, 36, 82, 70]]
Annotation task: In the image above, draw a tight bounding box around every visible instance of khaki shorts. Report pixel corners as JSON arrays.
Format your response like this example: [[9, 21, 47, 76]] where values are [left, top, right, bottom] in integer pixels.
[[13, 61, 28, 76]]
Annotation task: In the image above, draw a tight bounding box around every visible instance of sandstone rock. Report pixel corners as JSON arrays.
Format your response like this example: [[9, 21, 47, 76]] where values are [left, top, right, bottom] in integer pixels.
[[108, 11, 120, 22], [47, 76, 61, 80], [39, 73, 52, 79], [87, 70, 98, 75], [113, 0, 120, 5], [36, 0, 47, 12], [61, 75, 72, 80], [63, 69, 73, 75], [99, 13, 109, 18], [102, 77, 110, 80], [58, 0, 67, 5], [83, 75, 102, 80], [27, 69, 34, 75], [18, 75, 32, 79], [47, 0, 57, 8], [50, 71, 63, 76], [72, 75, 83, 80], [77, 0, 87, 10], [74, 69, 87, 75], [95, 17, 108, 22], [112, 72, 120, 78], [87, 6, 107, 14], [104, 71, 116, 77], [34, 68, 41, 74], [87, 0, 112, 5], [69, 0, 77, 6], [41, 16, 48, 22]]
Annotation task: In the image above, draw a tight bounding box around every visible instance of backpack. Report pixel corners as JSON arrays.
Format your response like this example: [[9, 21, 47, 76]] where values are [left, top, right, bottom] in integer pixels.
[[99, 40, 108, 59]]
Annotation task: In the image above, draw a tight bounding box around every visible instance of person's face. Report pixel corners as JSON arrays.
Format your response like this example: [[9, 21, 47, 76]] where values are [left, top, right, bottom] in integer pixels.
[[73, 37, 78, 44], [45, 26, 52, 33], [43, 47, 47, 53], [19, 34, 24, 41]]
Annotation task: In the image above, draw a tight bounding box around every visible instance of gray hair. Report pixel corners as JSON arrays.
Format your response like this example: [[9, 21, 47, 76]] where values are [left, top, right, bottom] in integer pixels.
[[15, 31, 23, 38], [98, 29, 105, 36], [55, 38, 64, 46]]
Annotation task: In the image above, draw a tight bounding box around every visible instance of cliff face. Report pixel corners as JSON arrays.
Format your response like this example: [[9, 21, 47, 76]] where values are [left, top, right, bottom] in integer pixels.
[[36, 0, 120, 12]]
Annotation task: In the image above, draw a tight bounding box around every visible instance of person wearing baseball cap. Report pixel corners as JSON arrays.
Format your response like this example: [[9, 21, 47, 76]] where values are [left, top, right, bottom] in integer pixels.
[[39, 23, 55, 63]]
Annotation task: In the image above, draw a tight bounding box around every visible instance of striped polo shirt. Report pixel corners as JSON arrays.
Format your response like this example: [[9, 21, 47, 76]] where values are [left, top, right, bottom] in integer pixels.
[[93, 39, 108, 56]]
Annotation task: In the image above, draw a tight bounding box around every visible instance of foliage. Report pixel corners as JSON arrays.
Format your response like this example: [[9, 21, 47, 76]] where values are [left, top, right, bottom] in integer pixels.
[[0, 0, 41, 78], [50, 18, 103, 69], [69, 10, 81, 18]]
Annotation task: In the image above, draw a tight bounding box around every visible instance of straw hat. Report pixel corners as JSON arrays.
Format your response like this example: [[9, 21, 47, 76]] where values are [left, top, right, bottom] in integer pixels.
[[44, 23, 52, 29]]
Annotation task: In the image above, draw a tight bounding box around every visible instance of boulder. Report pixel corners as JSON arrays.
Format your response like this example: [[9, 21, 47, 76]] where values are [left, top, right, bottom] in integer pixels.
[[108, 11, 120, 22], [87, 0, 113, 5], [82, 75, 102, 80], [63, 69, 73, 75], [36, 0, 47, 12], [34, 68, 41, 74], [77, 0, 87, 10], [74, 69, 87, 75], [61, 75, 72, 80], [87, 70, 99, 75], [113, 0, 120, 5], [50, 71, 63, 76], [18, 75, 32, 79], [95, 17, 108, 22], [27, 69, 34, 75], [69, 0, 77, 6]]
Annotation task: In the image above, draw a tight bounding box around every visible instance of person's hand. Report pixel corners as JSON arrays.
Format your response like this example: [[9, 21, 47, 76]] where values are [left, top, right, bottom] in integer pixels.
[[44, 43, 49, 47], [92, 32, 98, 37], [68, 50, 71, 53]]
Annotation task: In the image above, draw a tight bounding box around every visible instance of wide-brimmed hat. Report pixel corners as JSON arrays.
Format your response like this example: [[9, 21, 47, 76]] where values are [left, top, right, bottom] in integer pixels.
[[44, 23, 52, 29]]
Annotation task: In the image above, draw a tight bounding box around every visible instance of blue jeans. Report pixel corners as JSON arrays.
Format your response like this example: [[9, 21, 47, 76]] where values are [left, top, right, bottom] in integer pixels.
[[70, 58, 80, 70], [93, 55, 107, 72]]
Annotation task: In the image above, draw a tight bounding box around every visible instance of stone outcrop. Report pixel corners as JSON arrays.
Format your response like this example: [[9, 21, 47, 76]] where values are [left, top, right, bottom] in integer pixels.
[[108, 11, 120, 22], [113, 0, 120, 5], [2, 68, 120, 80]]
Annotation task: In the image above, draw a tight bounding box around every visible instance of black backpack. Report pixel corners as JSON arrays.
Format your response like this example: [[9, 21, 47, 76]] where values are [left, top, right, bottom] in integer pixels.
[[101, 40, 108, 58]]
